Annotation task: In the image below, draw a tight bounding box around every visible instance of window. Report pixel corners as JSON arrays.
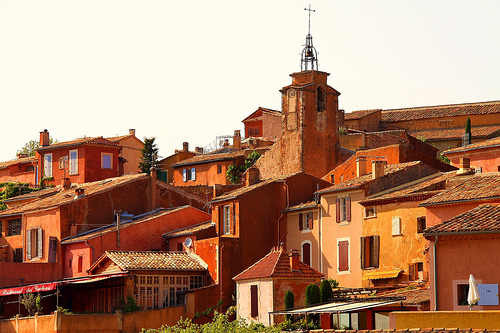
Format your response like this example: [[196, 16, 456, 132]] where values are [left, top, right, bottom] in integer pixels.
[[43, 153, 52, 177], [336, 197, 351, 223], [48, 236, 57, 263], [365, 207, 376, 218], [316, 86, 325, 112], [457, 284, 470, 306], [26, 165, 34, 172], [330, 174, 334, 183], [417, 216, 426, 233], [182, 168, 196, 182], [69, 258, 72, 268], [7, 218, 21, 236], [338, 239, 349, 272], [190, 276, 204, 289], [392, 216, 402, 236], [78, 255, 83, 273], [301, 241, 311, 266], [217, 165, 222, 174], [361, 235, 379, 269], [69, 149, 78, 175], [13, 248, 22, 262], [250, 285, 258, 317], [475, 167, 482, 174], [222, 205, 231, 235], [101, 153, 112, 169], [298, 212, 313, 231], [27, 228, 43, 260], [409, 262, 424, 280]]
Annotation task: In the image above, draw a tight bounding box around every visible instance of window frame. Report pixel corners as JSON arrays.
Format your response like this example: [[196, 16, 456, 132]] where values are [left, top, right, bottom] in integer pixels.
[[337, 238, 350, 273], [336, 196, 351, 223], [417, 216, 426, 233], [365, 207, 376, 219], [69, 149, 79, 175], [44, 153, 53, 177], [250, 285, 258, 317], [392, 216, 402, 236], [222, 205, 231, 235], [360, 235, 380, 269], [27, 227, 43, 260], [101, 153, 113, 170], [7, 218, 22, 236]]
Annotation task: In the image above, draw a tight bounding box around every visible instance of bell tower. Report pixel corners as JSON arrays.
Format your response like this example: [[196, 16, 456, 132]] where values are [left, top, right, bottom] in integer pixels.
[[255, 7, 342, 179]]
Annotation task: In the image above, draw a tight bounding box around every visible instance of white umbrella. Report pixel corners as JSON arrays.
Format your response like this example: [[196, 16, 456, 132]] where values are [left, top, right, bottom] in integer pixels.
[[468, 274, 480, 310]]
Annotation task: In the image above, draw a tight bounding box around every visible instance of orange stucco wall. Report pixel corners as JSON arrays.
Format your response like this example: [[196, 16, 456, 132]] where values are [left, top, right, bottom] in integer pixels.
[[172, 159, 239, 186], [159, 151, 196, 184], [286, 208, 320, 271], [262, 113, 281, 140], [425, 201, 500, 228], [117, 136, 143, 175], [0, 167, 36, 185]]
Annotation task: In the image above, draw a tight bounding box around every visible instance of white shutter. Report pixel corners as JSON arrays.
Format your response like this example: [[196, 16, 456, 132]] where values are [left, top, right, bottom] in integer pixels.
[[478, 284, 499, 306], [44, 154, 52, 177], [191, 168, 196, 181], [392, 217, 401, 235], [183, 169, 187, 182], [69, 150, 78, 175], [37, 228, 43, 258], [27, 230, 32, 260]]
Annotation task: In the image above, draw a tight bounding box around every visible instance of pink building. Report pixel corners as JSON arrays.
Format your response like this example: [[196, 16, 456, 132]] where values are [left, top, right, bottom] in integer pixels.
[[442, 136, 500, 173]]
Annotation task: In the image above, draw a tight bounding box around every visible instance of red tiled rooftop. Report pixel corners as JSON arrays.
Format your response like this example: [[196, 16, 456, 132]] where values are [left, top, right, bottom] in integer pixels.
[[443, 136, 500, 155], [233, 248, 323, 281], [283, 200, 318, 213], [0, 156, 37, 169], [409, 125, 500, 141], [424, 204, 500, 235], [344, 109, 381, 120], [37, 136, 120, 151], [93, 251, 206, 271], [162, 220, 214, 239], [171, 150, 245, 167]]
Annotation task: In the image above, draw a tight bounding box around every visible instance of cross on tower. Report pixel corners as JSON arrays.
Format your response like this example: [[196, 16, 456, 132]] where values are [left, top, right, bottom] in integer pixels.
[[305, 5, 315, 35]]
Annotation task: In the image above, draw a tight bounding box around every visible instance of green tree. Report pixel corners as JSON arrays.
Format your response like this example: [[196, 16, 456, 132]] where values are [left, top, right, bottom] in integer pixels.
[[284, 290, 294, 321], [465, 117, 472, 145], [17, 138, 57, 157], [139, 137, 159, 173], [320, 280, 333, 303], [0, 182, 39, 210], [226, 151, 261, 184], [20, 293, 37, 316], [305, 284, 321, 326]]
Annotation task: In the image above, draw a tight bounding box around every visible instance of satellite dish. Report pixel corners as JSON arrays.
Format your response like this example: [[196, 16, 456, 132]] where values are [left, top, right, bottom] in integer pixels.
[[184, 237, 193, 248]]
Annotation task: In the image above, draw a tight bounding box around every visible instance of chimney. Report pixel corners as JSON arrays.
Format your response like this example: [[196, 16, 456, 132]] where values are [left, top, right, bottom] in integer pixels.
[[39, 129, 50, 147], [213, 184, 223, 198], [17, 153, 29, 159], [289, 249, 300, 271], [245, 167, 260, 186], [183, 142, 189, 152], [150, 166, 158, 210], [62, 178, 71, 190], [457, 157, 473, 175], [195, 147, 204, 154], [372, 160, 387, 179], [356, 157, 367, 177], [74, 188, 85, 199], [233, 130, 241, 150], [129, 129, 136, 136]]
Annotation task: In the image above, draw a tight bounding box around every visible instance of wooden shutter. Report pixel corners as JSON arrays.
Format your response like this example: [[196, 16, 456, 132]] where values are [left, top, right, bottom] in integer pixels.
[[298, 213, 303, 231], [308, 212, 313, 230], [48, 236, 57, 263], [372, 235, 380, 268], [250, 285, 258, 317], [336, 198, 340, 223], [409, 263, 417, 281], [27, 230, 32, 260], [302, 242, 311, 266], [360, 237, 366, 269], [346, 196, 351, 222], [338, 240, 349, 271], [191, 168, 196, 181], [230, 203, 235, 234], [183, 169, 187, 182], [37, 228, 43, 258]]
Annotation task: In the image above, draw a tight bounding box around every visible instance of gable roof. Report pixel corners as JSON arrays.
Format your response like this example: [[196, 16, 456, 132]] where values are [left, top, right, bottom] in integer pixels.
[[0, 174, 148, 217], [89, 250, 206, 272], [171, 150, 245, 167], [442, 136, 500, 156], [420, 173, 500, 207], [233, 248, 323, 281], [409, 125, 500, 142], [344, 109, 381, 121], [242, 107, 282, 123], [0, 156, 37, 169], [424, 204, 500, 236], [37, 136, 120, 152]]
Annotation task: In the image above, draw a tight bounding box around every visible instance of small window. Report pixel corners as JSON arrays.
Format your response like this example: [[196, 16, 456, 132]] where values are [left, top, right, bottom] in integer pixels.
[[183, 168, 196, 181], [475, 167, 482, 174], [7, 218, 21, 236], [101, 153, 112, 169], [190, 276, 204, 289], [298, 212, 314, 231], [217, 165, 222, 174], [27, 228, 43, 260], [338, 240, 349, 272], [392, 216, 402, 236], [365, 207, 376, 218], [69, 149, 78, 175], [223, 205, 231, 235], [302, 242, 311, 266], [336, 197, 351, 223], [457, 284, 470, 306], [14, 248, 22, 262], [78, 255, 83, 273], [330, 174, 334, 183], [417, 216, 426, 233], [26, 165, 34, 172], [409, 262, 424, 280], [44, 153, 53, 177], [250, 285, 258, 317]]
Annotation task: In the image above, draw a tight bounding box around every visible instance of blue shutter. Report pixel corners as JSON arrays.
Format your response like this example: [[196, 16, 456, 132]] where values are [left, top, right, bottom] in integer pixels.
[[183, 169, 187, 182], [191, 168, 196, 181], [478, 284, 499, 306]]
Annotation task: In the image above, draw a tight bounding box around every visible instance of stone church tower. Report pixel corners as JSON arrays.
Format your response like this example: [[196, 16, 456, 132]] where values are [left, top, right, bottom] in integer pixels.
[[255, 30, 343, 179]]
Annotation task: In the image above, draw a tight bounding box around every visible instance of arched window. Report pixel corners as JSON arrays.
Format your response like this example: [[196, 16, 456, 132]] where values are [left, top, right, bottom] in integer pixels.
[[301, 241, 312, 266]]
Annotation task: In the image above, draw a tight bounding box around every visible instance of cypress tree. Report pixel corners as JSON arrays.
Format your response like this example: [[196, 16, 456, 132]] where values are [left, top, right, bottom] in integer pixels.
[[320, 279, 333, 303], [284, 290, 294, 321], [139, 137, 159, 173], [465, 117, 472, 145]]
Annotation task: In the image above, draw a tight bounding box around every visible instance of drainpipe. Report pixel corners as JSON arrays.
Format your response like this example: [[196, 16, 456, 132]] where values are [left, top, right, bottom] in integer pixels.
[[218, 243, 224, 310], [318, 200, 323, 274], [278, 180, 290, 245], [114, 210, 122, 248], [85, 240, 95, 266], [433, 236, 439, 311]]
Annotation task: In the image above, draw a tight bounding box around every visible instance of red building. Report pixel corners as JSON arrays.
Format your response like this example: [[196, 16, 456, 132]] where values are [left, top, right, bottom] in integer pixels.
[[0, 155, 37, 185]]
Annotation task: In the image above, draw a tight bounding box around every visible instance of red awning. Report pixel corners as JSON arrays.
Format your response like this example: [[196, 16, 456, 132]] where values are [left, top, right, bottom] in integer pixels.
[[0, 282, 59, 296]]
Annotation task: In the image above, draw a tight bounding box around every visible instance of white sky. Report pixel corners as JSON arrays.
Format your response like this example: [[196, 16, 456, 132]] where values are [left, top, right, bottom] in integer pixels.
[[1, 1, 499, 162]]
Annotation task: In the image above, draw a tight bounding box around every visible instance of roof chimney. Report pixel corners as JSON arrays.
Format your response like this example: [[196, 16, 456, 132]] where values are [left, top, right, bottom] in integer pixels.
[[39, 129, 50, 147], [356, 157, 367, 177], [62, 178, 71, 190], [289, 249, 300, 271], [183, 142, 189, 152], [195, 147, 204, 154], [245, 167, 260, 186], [129, 129, 136, 136], [372, 160, 387, 179], [74, 188, 85, 199], [233, 130, 241, 150]]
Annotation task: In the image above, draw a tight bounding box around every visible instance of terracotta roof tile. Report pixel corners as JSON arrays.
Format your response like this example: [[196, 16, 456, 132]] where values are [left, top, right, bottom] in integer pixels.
[[0, 174, 148, 217], [375, 287, 430, 306], [37, 136, 120, 151], [424, 204, 500, 235], [103, 251, 206, 271], [171, 150, 244, 167], [420, 173, 500, 206], [106, 134, 133, 142], [3, 187, 59, 203], [344, 109, 381, 120], [443, 136, 500, 155], [409, 125, 500, 141], [162, 220, 214, 239], [381, 100, 500, 123], [0, 156, 37, 169], [282, 200, 318, 213], [233, 249, 323, 281]]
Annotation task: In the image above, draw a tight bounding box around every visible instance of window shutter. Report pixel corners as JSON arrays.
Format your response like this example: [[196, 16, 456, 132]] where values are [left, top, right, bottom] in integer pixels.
[[360, 237, 366, 269], [336, 198, 340, 223], [298, 213, 303, 231], [478, 284, 499, 306], [338, 240, 349, 271], [409, 263, 416, 281], [48, 236, 57, 263], [346, 196, 351, 222], [37, 228, 43, 258], [183, 169, 187, 182], [250, 285, 258, 317], [372, 235, 380, 268], [308, 212, 313, 229], [392, 217, 401, 235], [27, 230, 32, 260], [230, 204, 235, 234], [191, 168, 196, 181]]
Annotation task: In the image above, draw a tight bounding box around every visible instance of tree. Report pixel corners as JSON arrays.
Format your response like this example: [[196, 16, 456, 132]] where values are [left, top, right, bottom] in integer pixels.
[[465, 117, 472, 145], [139, 137, 159, 173], [320, 280, 333, 303], [0, 182, 39, 210], [305, 284, 321, 326], [284, 290, 294, 321], [20, 293, 37, 316], [17, 138, 58, 157], [226, 151, 261, 184]]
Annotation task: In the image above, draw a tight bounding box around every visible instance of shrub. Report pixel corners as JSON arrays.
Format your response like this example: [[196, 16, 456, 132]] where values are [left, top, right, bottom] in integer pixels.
[[320, 280, 333, 303]]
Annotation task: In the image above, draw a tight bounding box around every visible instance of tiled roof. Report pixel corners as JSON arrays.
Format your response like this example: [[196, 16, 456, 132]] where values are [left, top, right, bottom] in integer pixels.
[[375, 286, 430, 306], [344, 109, 381, 120], [0, 156, 37, 169], [442, 136, 500, 155], [0, 174, 148, 217], [233, 248, 323, 281], [211, 173, 300, 203], [282, 200, 318, 213], [98, 251, 206, 271], [420, 173, 500, 207], [106, 134, 133, 142], [171, 150, 244, 167], [409, 125, 500, 141], [381, 100, 500, 123], [316, 161, 421, 194], [37, 136, 120, 151], [162, 220, 214, 239], [424, 204, 500, 235], [3, 187, 59, 203]]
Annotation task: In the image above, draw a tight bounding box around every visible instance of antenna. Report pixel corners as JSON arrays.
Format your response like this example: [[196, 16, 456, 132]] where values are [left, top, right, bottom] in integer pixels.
[[301, 5, 319, 71]]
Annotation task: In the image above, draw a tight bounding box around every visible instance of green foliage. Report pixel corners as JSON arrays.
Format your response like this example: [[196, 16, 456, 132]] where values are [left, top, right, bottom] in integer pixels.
[[320, 280, 333, 303], [327, 278, 339, 289], [440, 154, 450, 165], [142, 306, 281, 333], [139, 137, 159, 173], [284, 290, 294, 321], [465, 117, 472, 145], [20, 293, 37, 316], [305, 284, 320, 306], [281, 318, 319, 331], [56, 306, 73, 314], [415, 135, 427, 142], [338, 127, 348, 135], [226, 151, 261, 184], [35, 294, 43, 313], [115, 296, 141, 313], [195, 299, 224, 319], [0, 182, 40, 210], [17, 138, 58, 157]]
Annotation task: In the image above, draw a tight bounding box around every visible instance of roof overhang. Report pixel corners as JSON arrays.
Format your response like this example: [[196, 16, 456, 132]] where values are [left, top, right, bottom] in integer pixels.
[[271, 299, 403, 315]]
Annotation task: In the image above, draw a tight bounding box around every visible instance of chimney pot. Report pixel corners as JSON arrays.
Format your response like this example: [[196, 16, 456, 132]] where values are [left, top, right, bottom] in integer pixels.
[[183, 142, 189, 152], [129, 129, 136, 136], [356, 157, 367, 177], [74, 188, 85, 198], [39, 129, 50, 147], [372, 160, 387, 179], [233, 130, 241, 150], [62, 178, 71, 190], [289, 249, 300, 271]]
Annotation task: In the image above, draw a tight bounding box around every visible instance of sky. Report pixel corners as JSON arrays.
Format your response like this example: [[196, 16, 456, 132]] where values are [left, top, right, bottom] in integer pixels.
[[0, 1, 499, 162]]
